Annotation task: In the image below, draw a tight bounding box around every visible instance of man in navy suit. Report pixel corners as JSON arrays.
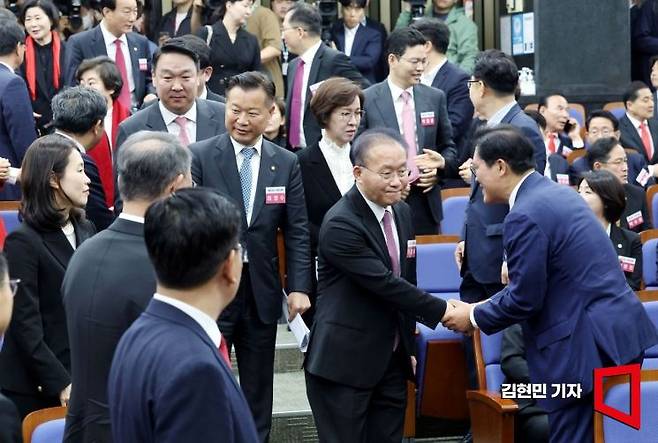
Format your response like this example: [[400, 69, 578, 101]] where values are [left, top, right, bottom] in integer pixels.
[[538, 93, 582, 161], [0, 20, 36, 200], [444, 126, 658, 443], [331, 0, 384, 84], [108, 187, 259, 443], [65, 0, 157, 110], [413, 18, 473, 154]]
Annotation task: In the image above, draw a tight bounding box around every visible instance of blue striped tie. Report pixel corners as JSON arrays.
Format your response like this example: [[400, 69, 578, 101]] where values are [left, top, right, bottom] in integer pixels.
[[239, 147, 256, 214]]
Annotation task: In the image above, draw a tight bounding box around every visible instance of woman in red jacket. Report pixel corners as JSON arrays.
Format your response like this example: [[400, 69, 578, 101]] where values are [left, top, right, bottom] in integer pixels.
[[76, 56, 130, 209]]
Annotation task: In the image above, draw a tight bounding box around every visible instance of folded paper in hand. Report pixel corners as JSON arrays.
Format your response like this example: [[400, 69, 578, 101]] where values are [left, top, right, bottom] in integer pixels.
[[283, 290, 310, 352]]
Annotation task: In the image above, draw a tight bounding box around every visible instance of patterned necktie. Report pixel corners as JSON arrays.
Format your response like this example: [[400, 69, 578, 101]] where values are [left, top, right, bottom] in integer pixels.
[[382, 210, 400, 276], [239, 147, 257, 215], [288, 59, 305, 148], [175, 116, 190, 146], [114, 39, 131, 110], [640, 122, 654, 160], [401, 91, 419, 182]]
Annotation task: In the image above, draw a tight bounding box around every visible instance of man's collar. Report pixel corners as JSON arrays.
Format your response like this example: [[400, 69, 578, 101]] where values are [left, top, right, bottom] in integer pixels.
[[486, 100, 517, 127], [118, 212, 145, 224], [300, 40, 323, 65], [509, 170, 534, 209], [159, 101, 197, 125], [356, 184, 391, 223], [231, 135, 264, 157], [626, 112, 646, 128], [100, 20, 127, 44], [0, 61, 15, 73], [55, 131, 86, 154], [387, 77, 413, 100]]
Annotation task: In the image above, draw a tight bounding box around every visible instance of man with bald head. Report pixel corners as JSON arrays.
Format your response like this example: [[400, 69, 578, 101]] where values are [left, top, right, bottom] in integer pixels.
[[62, 131, 192, 443]]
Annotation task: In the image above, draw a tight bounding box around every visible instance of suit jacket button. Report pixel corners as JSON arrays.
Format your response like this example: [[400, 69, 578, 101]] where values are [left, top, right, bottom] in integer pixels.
[[618, 244, 622, 248], [37, 385, 42, 392]]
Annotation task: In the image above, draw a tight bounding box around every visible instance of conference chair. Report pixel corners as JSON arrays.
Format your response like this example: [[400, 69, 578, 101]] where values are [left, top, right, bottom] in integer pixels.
[[603, 101, 625, 117], [440, 188, 470, 236], [640, 229, 658, 289], [568, 103, 586, 128], [413, 235, 469, 420], [645, 184, 658, 227], [593, 369, 658, 442], [567, 149, 587, 166], [642, 301, 658, 369], [22, 406, 67, 443], [0, 201, 20, 235], [637, 289, 658, 302], [466, 329, 519, 443]]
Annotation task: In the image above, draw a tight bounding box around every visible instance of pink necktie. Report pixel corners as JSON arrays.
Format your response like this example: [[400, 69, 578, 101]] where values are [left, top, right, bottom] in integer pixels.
[[114, 39, 131, 110], [401, 91, 419, 182], [382, 210, 400, 277], [175, 116, 190, 146], [288, 59, 305, 148], [218, 336, 231, 367], [640, 122, 654, 160]]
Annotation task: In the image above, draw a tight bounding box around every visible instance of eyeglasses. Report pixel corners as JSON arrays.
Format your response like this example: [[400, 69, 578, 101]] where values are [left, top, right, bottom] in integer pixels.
[[588, 129, 613, 136], [8, 279, 20, 297], [337, 110, 365, 121], [360, 165, 411, 181], [602, 157, 627, 166], [399, 56, 428, 66], [466, 79, 482, 89], [469, 163, 479, 177]]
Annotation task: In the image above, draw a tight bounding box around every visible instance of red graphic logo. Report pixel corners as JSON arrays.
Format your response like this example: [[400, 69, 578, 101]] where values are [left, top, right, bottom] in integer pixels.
[[593, 363, 641, 430]]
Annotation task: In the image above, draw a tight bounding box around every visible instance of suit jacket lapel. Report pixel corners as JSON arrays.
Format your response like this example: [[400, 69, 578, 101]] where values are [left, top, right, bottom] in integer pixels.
[[374, 83, 400, 132], [213, 135, 247, 229], [305, 45, 325, 108], [308, 145, 341, 202], [622, 116, 645, 158], [147, 103, 168, 131], [125, 33, 141, 91], [195, 100, 220, 141], [250, 141, 279, 225], [335, 26, 346, 52], [347, 187, 391, 268], [500, 103, 521, 124], [351, 25, 366, 56], [42, 229, 74, 269], [412, 85, 426, 154], [393, 204, 407, 270], [431, 63, 449, 90], [92, 27, 107, 56]]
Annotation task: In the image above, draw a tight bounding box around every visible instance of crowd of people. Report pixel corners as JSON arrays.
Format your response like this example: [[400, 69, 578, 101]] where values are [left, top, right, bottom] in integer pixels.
[[0, 0, 657, 443]]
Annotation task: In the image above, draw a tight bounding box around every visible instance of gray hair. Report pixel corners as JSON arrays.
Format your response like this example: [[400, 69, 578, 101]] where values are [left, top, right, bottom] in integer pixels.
[[52, 86, 107, 134], [350, 128, 407, 166], [116, 131, 191, 202]]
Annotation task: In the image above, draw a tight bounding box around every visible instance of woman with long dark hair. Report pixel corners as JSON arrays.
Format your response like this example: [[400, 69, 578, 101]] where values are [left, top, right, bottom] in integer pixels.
[[0, 135, 95, 419], [19, 0, 66, 135]]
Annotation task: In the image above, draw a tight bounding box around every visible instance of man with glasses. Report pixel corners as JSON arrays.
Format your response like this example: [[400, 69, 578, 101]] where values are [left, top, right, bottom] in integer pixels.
[[304, 128, 452, 443], [360, 27, 457, 235], [586, 137, 652, 233], [282, 2, 367, 150], [66, 0, 157, 111]]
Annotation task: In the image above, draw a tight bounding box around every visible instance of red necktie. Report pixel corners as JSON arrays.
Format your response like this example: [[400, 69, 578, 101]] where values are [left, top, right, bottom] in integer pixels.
[[218, 336, 230, 367], [288, 59, 305, 148], [114, 39, 131, 110], [640, 122, 654, 160], [547, 133, 557, 154]]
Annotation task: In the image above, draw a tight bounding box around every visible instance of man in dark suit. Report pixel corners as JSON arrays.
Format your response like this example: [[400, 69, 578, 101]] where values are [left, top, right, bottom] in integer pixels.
[[331, 0, 383, 84], [283, 2, 368, 149], [412, 18, 473, 153], [0, 254, 20, 443], [444, 126, 658, 443], [62, 131, 191, 443], [115, 39, 226, 150], [65, 0, 156, 110], [190, 72, 312, 442], [0, 20, 36, 200], [304, 128, 450, 442], [108, 188, 259, 443], [52, 87, 116, 231], [538, 93, 580, 159], [619, 81, 658, 177], [586, 137, 652, 233], [360, 27, 458, 235]]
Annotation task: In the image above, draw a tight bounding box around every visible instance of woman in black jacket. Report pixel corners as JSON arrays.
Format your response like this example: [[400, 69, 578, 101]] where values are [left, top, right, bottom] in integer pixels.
[[198, 0, 261, 96], [0, 135, 95, 418], [579, 169, 643, 290]]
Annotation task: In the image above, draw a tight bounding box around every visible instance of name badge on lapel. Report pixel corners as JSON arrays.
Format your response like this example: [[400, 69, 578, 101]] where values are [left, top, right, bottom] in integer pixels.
[[626, 211, 643, 229], [420, 112, 435, 127], [265, 186, 286, 204], [561, 146, 572, 157], [636, 168, 650, 187], [619, 256, 636, 273], [138, 58, 148, 71], [556, 174, 569, 185], [406, 240, 416, 258]]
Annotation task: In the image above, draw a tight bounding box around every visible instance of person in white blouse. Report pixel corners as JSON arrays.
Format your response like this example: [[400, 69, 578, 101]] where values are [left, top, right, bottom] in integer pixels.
[[297, 77, 363, 255]]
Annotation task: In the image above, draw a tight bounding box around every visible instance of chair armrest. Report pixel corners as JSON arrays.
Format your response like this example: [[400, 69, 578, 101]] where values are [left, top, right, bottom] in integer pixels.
[[466, 390, 520, 413], [467, 390, 519, 443]]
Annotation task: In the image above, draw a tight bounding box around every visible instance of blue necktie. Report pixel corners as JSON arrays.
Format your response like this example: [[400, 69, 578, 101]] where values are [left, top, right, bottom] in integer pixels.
[[239, 147, 256, 215]]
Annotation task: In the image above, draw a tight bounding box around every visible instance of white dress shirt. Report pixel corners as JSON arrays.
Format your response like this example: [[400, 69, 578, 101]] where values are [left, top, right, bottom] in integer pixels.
[[153, 293, 222, 349], [357, 186, 400, 260], [486, 100, 517, 128], [470, 170, 534, 328], [343, 24, 358, 56], [118, 212, 145, 224], [104, 105, 113, 149], [55, 131, 86, 154], [0, 61, 14, 73], [232, 135, 263, 226], [297, 41, 323, 148], [387, 77, 418, 149], [318, 131, 354, 195], [420, 58, 446, 87], [159, 101, 197, 144], [99, 20, 135, 96]]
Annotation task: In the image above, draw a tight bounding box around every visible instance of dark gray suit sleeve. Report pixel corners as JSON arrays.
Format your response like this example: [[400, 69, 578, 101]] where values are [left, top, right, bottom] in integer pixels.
[[283, 157, 312, 294], [64, 35, 83, 86], [190, 144, 203, 186], [519, 124, 547, 175], [331, 51, 370, 89], [435, 92, 459, 178]]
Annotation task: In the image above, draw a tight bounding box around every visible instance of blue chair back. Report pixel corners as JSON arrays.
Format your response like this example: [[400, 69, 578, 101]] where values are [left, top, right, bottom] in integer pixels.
[[568, 108, 584, 127], [0, 210, 20, 234], [643, 302, 658, 369], [416, 243, 461, 294], [31, 418, 65, 443], [602, 377, 658, 442], [610, 107, 626, 120], [479, 330, 505, 391], [440, 196, 468, 235], [642, 239, 658, 288]]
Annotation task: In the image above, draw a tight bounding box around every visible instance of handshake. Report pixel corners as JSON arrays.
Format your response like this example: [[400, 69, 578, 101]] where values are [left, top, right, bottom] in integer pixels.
[[440, 299, 478, 334]]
